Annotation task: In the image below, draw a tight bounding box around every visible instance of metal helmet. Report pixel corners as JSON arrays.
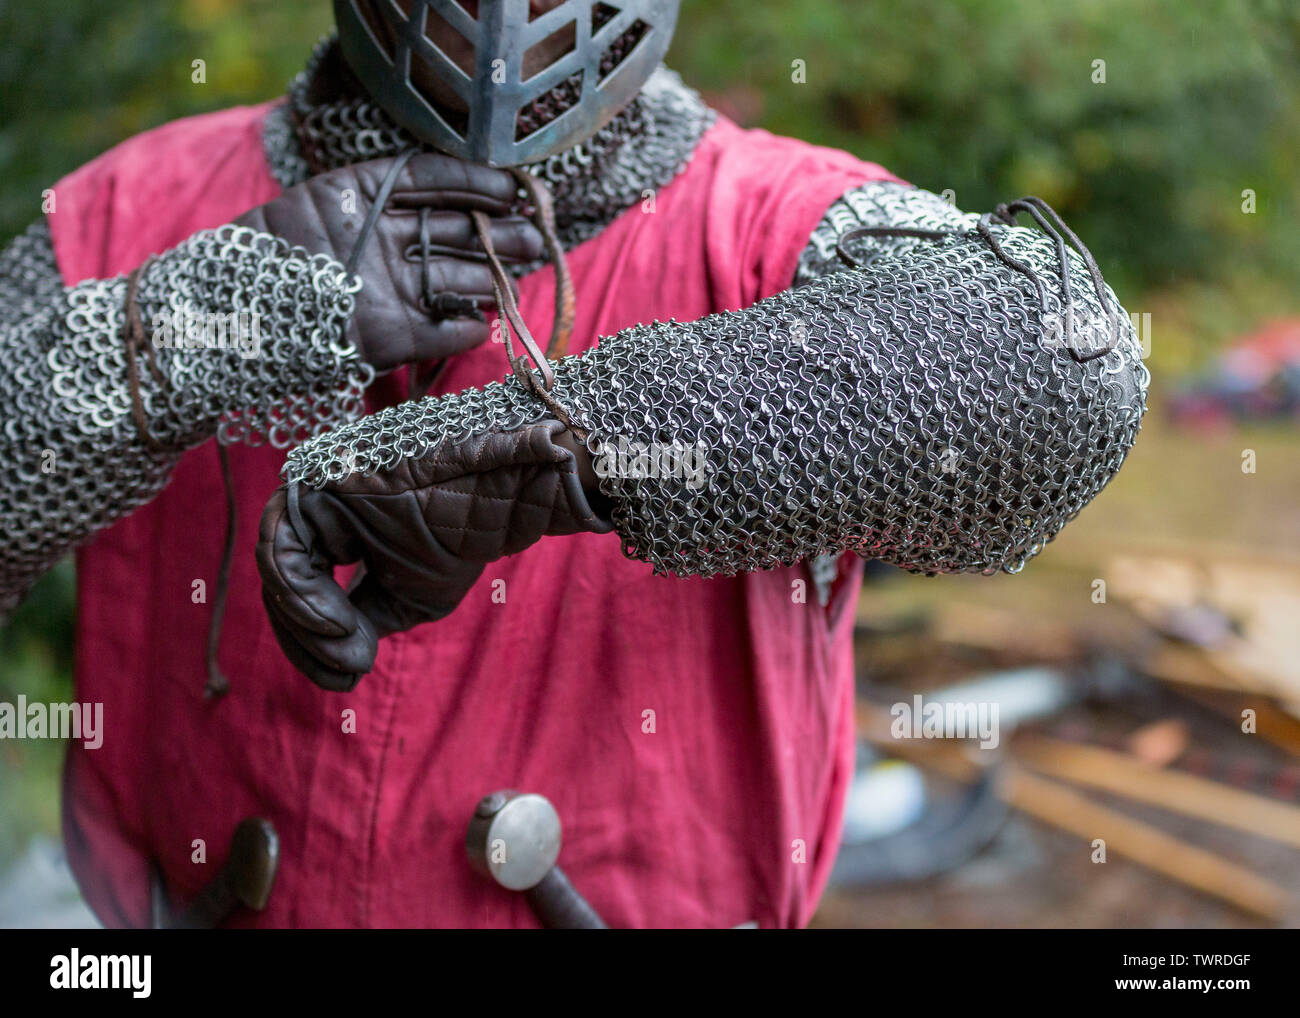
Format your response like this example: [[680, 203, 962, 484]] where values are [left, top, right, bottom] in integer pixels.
[[334, 0, 681, 166]]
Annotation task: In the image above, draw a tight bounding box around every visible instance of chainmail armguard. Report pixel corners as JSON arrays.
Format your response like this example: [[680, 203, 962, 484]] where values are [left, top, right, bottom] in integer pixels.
[[793, 181, 985, 595], [283, 189, 1148, 580], [793, 180, 993, 595], [794, 181, 980, 285], [0, 220, 372, 619]]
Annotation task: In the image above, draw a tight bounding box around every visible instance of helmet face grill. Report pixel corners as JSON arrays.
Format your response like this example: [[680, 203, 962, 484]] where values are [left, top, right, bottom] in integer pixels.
[[335, 0, 681, 166]]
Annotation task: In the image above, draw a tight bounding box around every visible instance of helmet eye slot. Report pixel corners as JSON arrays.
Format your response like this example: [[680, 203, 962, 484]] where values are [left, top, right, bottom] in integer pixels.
[[336, 0, 680, 164], [523, 20, 578, 82]]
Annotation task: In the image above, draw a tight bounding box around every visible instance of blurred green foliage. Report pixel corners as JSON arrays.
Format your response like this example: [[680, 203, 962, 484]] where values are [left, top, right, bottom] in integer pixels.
[[674, 0, 1300, 369], [0, 0, 333, 237], [1, 0, 1297, 868]]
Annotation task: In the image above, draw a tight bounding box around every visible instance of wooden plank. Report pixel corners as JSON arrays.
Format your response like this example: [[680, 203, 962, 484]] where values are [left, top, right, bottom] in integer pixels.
[[855, 706, 1292, 920], [929, 602, 1080, 661], [1004, 766, 1289, 922], [1013, 734, 1300, 850]]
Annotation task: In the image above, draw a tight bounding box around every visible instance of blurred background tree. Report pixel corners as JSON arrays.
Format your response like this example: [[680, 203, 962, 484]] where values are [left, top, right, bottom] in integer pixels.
[[676, 0, 1300, 373], [1, 0, 1298, 870]]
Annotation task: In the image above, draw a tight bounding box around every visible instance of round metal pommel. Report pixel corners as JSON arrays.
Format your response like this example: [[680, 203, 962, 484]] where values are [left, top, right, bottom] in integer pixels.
[[465, 790, 562, 891]]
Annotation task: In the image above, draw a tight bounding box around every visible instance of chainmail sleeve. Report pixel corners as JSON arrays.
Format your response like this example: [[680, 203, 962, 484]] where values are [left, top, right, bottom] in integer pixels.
[[284, 181, 1148, 580], [0, 219, 373, 620], [794, 180, 981, 285], [792, 181, 987, 594]]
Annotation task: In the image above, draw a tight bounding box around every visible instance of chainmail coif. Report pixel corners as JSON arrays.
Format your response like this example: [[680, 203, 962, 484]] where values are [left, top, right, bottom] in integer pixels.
[[264, 36, 716, 262]]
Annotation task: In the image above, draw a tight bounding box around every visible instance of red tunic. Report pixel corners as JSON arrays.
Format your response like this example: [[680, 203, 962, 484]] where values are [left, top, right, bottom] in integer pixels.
[[48, 98, 899, 927]]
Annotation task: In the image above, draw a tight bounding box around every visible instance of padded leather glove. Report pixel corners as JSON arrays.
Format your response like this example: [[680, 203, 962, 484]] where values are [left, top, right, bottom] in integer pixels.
[[234, 152, 544, 372], [256, 419, 610, 691]]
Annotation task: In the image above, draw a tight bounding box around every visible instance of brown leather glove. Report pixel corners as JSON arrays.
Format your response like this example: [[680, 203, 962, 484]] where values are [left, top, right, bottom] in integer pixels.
[[235, 153, 544, 372], [255, 420, 610, 691]]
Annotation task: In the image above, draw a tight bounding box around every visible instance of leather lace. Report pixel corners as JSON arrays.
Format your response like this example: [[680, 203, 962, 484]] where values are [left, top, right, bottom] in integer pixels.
[[471, 170, 585, 441], [837, 194, 1121, 363]]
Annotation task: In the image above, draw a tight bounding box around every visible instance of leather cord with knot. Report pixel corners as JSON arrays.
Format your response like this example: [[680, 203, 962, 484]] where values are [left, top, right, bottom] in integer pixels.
[[470, 171, 586, 442], [279, 163, 584, 583], [836, 194, 1121, 363]]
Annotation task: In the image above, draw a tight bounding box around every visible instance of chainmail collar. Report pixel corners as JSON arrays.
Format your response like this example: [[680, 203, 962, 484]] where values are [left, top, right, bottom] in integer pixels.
[[263, 36, 716, 255]]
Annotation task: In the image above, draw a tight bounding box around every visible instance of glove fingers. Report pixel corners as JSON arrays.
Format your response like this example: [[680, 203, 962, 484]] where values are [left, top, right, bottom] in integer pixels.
[[256, 491, 382, 687], [385, 253, 506, 309], [255, 489, 363, 638], [262, 589, 376, 692], [482, 215, 547, 264], [391, 256, 516, 361], [379, 152, 521, 215], [412, 256, 503, 305], [299, 488, 484, 632], [385, 212, 545, 265], [415, 319, 494, 359], [348, 572, 453, 640]]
